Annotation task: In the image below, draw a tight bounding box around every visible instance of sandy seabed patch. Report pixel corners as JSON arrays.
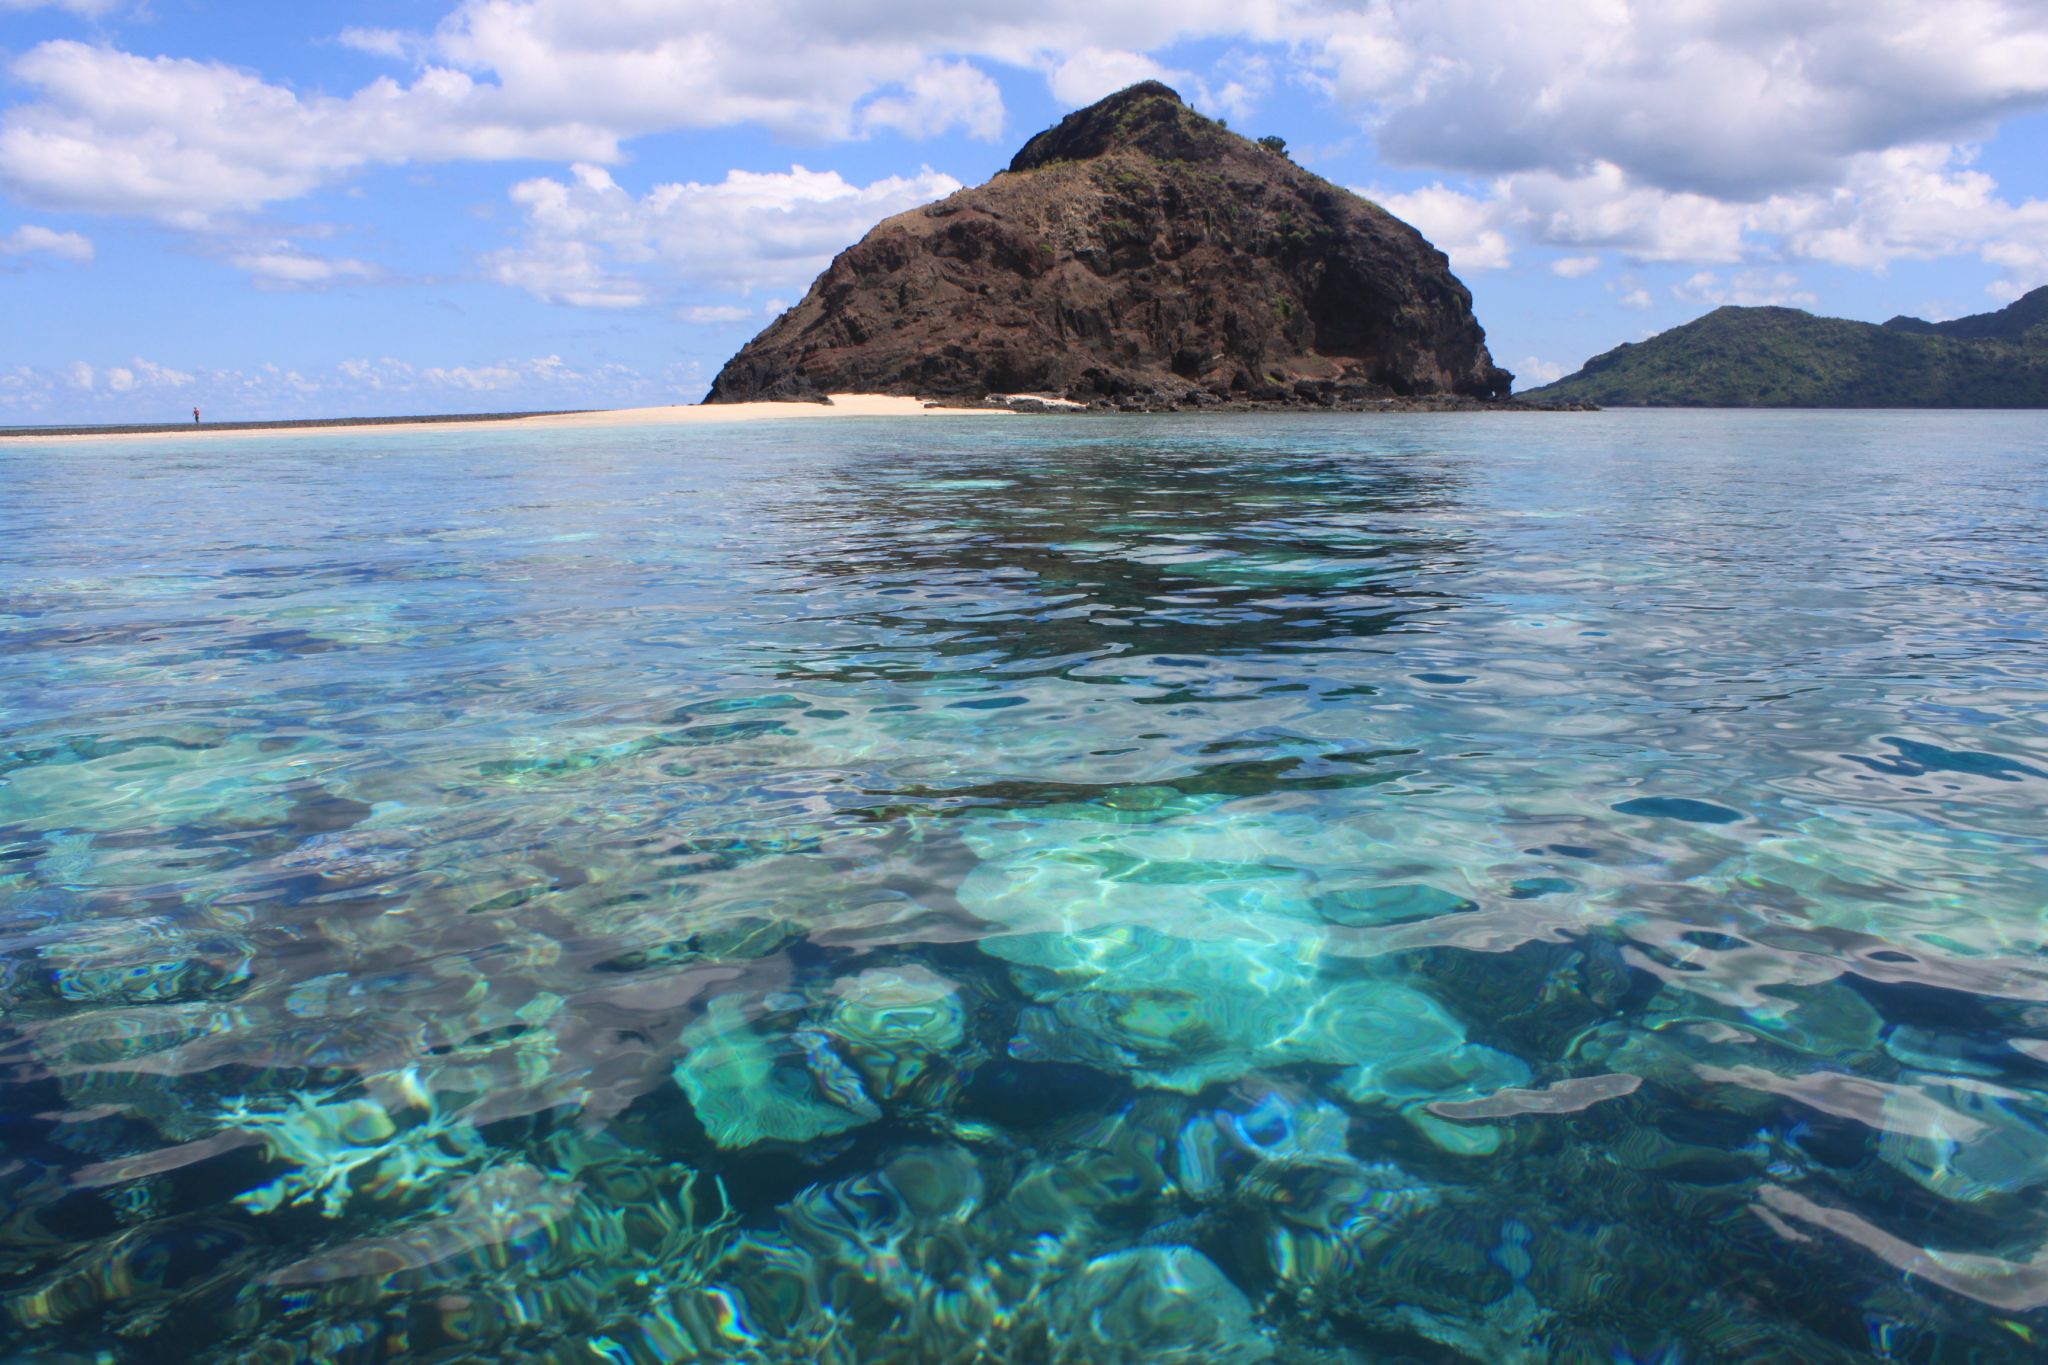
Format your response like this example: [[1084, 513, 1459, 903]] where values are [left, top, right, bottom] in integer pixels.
[[1, 394, 1014, 445]]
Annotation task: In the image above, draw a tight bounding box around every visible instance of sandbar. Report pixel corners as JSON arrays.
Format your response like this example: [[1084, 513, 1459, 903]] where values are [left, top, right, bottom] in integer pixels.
[[0, 394, 1015, 445]]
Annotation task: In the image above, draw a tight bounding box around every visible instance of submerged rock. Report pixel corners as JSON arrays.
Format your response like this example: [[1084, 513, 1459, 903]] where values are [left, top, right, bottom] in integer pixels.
[[992, 921, 1510, 1102], [220, 1083, 487, 1218], [824, 964, 972, 1105], [265, 1163, 580, 1286], [706, 82, 1512, 409], [1050, 1247, 1272, 1363], [674, 994, 880, 1149]]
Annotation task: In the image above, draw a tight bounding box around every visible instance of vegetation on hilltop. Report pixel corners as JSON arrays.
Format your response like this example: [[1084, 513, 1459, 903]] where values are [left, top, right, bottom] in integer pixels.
[[1527, 289, 2048, 407]]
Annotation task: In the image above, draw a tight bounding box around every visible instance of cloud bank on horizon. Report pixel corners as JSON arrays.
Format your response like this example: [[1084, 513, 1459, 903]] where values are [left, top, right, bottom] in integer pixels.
[[3, 0, 2047, 418]]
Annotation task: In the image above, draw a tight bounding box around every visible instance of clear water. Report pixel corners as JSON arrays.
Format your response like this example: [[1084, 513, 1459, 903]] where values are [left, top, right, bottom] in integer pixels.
[[1, 410, 2046, 1363]]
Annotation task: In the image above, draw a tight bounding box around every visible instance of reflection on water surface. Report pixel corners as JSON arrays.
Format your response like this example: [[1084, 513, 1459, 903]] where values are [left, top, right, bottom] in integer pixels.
[[1, 411, 2046, 1362]]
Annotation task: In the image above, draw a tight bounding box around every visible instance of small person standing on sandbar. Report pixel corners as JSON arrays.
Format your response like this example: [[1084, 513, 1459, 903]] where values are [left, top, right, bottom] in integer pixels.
[[193, 407, 201, 425]]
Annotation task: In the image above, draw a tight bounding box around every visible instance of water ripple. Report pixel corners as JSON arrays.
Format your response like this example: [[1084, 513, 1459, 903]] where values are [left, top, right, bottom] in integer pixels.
[[1, 411, 2045, 1361]]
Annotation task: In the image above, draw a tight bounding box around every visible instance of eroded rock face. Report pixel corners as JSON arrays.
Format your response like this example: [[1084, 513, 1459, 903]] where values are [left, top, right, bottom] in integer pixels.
[[705, 82, 1513, 407]]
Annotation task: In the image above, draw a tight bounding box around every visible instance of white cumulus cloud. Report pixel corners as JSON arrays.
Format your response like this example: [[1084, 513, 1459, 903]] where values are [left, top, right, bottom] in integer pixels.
[[1, 223, 93, 262], [486, 160, 962, 309], [1361, 168, 1748, 272], [0, 40, 619, 228], [230, 247, 377, 289], [0, 0, 125, 14], [1364, 142, 2048, 299], [4, 352, 659, 420], [57, 356, 193, 392], [1753, 142, 2048, 296], [1048, 48, 1183, 109], [1318, 0, 2048, 201], [1373, 183, 1512, 271], [1673, 270, 1819, 309], [338, 28, 412, 60], [860, 60, 1005, 140], [1503, 165, 1750, 263], [130, 358, 195, 387], [0, 0, 2046, 300]]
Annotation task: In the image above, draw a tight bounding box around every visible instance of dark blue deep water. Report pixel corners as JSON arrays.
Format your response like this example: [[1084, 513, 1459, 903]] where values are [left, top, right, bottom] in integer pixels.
[[1, 410, 2046, 1362]]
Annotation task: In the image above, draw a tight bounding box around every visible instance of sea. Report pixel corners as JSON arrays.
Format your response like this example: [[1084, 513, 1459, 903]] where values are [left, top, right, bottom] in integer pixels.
[[1, 409, 2045, 1363]]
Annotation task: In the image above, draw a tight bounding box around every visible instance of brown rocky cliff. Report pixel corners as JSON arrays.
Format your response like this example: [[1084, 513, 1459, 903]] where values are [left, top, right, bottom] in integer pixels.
[[705, 82, 1513, 406]]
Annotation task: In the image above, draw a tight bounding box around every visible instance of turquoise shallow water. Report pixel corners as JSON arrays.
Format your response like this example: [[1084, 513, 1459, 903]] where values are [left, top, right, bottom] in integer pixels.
[[1, 410, 2046, 1362]]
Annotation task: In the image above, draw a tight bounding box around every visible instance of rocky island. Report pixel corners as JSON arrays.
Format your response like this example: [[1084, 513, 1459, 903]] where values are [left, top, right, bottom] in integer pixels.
[[1529, 287, 2048, 407], [705, 83, 1534, 411]]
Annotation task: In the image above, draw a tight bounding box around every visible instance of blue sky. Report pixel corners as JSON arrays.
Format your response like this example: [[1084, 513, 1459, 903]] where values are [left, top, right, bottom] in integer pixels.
[[4, 1, 2048, 422]]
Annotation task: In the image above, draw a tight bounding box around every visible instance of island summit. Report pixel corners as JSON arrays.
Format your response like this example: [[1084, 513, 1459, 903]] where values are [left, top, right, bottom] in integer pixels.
[[706, 83, 1525, 412]]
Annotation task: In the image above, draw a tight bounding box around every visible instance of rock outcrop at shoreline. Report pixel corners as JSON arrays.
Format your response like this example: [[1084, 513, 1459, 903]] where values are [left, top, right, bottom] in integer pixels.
[[705, 82, 1517, 410]]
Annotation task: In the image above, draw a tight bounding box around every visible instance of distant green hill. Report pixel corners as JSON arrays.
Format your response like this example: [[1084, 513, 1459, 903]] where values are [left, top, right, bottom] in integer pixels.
[[1527, 287, 2048, 407]]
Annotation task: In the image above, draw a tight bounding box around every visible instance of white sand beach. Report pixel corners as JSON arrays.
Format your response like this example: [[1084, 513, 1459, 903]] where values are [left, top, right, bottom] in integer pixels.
[[1, 394, 1022, 444]]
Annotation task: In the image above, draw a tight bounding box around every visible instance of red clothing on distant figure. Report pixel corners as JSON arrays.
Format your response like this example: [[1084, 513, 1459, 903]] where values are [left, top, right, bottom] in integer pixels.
[[193, 408, 201, 424]]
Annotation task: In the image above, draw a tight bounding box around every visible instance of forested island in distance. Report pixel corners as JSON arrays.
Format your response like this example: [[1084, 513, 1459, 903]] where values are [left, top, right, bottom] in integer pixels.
[[1528, 286, 2048, 407]]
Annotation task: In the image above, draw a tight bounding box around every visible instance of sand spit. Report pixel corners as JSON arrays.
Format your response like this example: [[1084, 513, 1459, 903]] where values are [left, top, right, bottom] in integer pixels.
[[0, 394, 1012, 445]]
